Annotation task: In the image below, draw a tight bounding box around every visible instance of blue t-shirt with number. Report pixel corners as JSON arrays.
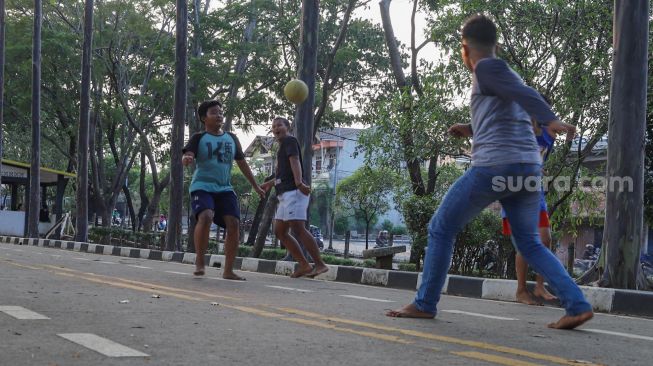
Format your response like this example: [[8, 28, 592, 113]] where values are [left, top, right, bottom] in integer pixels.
[[182, 131, 245, 193]]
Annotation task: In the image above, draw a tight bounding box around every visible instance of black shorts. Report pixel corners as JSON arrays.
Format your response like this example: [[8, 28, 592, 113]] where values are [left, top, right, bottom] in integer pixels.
[[190, 190, 240, 228]]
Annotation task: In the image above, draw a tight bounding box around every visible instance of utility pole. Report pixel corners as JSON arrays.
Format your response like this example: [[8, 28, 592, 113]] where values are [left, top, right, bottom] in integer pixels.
[[328, 142, 340, 250]]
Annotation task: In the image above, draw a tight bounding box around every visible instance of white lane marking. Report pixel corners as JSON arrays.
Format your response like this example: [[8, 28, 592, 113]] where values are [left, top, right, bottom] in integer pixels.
[[74, 257, 91, 261], [340, 295, 395, 303], [0, 306, 50, 320], [266, 285, 313, 293], [441, 310, 518, 321], [583, 329, 653, 342], [58, 333, 149, 357], [13, 249, 23, 252], [51, 255, 61, 258], [127, 265, 151, 269], [99, 261, 116, 265], [165, 271, 190, 275], [35, 252, 43, 255]]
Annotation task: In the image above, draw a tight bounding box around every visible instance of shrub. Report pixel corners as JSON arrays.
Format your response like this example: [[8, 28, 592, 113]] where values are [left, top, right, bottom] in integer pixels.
[[398, 263, 417, 272], [88, 227, 165, 248]]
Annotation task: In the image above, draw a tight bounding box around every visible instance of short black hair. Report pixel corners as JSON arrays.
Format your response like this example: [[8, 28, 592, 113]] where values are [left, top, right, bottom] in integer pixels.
[[462, 14, 497, 50], [273, 116, 291, 128], [197, 100, 223, 122]]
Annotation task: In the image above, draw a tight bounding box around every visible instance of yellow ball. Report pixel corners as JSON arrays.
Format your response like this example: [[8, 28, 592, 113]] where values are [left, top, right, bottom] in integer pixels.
[[284, 79, 309, 104]]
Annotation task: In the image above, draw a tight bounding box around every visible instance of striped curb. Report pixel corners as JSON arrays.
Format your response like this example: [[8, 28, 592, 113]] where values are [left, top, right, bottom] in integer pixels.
[[1, 235, 652, 318]]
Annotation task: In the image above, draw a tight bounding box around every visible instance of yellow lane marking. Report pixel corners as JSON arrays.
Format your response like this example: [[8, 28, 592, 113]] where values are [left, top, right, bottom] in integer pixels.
[[270, 307, 601, 366], [41, 264, 240, 300], [221, 305, 284, 318], [0, 258, 42, 270], [285, 318, 412, 344], [452, 351, 544, 366], [54, 271, 203, 302]]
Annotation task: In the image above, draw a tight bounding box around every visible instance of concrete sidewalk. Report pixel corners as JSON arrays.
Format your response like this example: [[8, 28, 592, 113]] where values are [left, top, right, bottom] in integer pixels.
[[2, 234, 651, 318]]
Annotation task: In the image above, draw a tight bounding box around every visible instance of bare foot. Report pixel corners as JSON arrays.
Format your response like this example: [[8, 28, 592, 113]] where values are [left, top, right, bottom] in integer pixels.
[[193, 267, 205, 276], [222, 272, 246, 281], [516, 290, 540, 306], [305, 264, 329, 278], [290, 264, 314, 278], [385, 303, 435, 319], [533, 286, 558, 302], [547, 311, 594, 329]]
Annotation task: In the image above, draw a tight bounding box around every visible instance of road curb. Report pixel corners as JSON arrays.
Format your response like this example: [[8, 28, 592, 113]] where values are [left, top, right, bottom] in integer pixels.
[[2, 235, 651, 318]]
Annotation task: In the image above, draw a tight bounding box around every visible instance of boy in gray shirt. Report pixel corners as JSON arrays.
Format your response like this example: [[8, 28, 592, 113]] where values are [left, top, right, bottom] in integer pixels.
[[387, 15, 593, 330]]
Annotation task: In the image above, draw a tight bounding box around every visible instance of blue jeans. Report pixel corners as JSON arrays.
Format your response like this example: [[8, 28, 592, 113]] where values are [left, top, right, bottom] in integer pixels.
[[414, 163, 592, 316]]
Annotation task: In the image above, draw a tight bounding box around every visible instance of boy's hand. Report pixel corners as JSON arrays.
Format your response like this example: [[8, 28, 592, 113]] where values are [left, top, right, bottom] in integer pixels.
[[297, 182, 311, 196], [261, 180, 275, 192], [254, 185, 265, 198], [545, 120, 576, 141], [448, 123, 473, 138], [182, 153, 195, 167]]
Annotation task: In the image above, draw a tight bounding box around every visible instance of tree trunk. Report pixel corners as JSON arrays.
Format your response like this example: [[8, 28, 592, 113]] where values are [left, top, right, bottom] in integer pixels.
[[223, 9, 257, 132], [252, 193, 278, 258], [122, 184, 136, 232], [166, 0, 188, 252], [137, 152, 149, 231], [186, 213, 196, 253], [600, 0, 649, 289], [75, 0, 94, 242], [365, 221, 369, 250], [246, 188, 270, 246], [143, 174, 170, 232], [379, 0, 424, 195], [28, 0, 43, 238], [312, 0, 356, 136]]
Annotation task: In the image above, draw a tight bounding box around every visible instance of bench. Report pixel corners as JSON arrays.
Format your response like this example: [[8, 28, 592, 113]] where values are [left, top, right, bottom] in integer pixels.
[[362, 245, 407, 270]]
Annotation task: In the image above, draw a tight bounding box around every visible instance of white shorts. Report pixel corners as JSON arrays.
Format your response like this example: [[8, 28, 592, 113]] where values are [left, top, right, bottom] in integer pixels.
[[275, 189, 309, 221]]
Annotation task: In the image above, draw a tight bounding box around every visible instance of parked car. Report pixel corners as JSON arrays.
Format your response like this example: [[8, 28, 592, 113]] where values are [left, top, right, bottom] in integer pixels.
[[309, 225, 324, 250]]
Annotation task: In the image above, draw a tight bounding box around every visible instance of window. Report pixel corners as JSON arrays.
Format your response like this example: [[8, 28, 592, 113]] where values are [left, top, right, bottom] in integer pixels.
[[327, 153, 336, 170], [315, 155, 322, 173], [264, 162, 273, 175]]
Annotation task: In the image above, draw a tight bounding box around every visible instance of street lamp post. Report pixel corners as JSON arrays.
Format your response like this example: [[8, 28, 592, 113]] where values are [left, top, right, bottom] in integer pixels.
[[328, 144, 340, 251]]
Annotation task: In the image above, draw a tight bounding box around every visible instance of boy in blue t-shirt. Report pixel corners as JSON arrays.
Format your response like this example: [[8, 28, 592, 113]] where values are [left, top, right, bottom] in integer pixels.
[[182, 100, 264, 280], [501, 115, 569, 305]]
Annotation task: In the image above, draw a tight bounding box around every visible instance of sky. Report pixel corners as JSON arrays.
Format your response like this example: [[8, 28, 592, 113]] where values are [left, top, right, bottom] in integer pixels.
[[234, 0, 436, 150]]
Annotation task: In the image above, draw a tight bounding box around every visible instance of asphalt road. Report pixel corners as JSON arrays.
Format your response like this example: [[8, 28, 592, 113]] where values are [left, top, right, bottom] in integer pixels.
[[1, 243, 651, 366]]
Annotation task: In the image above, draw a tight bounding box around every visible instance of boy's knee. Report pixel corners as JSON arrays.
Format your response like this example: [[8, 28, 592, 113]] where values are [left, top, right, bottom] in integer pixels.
[[274, 226, 286, 239], [224, 218, 239, 231], [197, 210, 213, 225]]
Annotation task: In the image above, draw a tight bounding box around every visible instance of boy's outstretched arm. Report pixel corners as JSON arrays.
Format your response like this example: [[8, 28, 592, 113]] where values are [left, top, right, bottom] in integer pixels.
[[475, 59, 557, 126], [236, 159, 265, 197]]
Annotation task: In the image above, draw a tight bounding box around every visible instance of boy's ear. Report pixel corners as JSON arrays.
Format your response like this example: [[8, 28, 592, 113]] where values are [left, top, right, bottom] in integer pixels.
[[461, 43, 470, 58]]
